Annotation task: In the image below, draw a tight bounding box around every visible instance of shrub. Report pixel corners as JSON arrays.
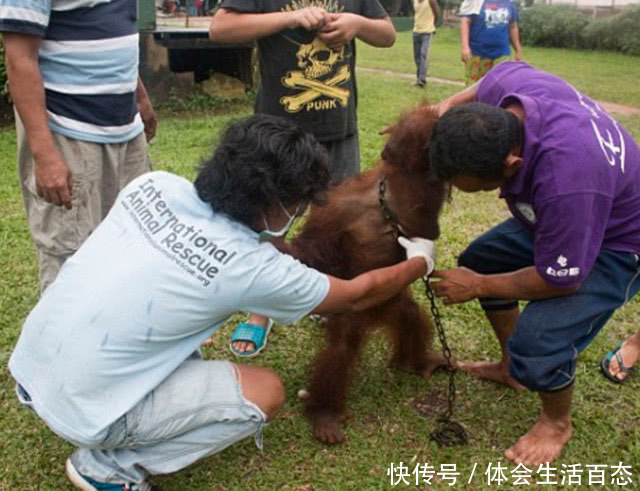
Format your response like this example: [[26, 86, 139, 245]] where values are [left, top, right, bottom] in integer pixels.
[[520, 4, 640, 55], [583, 5, 640, 55], [519, 5, 590, 49]]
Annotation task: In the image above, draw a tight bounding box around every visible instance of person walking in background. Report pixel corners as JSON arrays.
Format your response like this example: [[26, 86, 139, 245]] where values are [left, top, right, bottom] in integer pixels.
[[412, 0, 439, 88], [0, 0, 156, 293], [458, 0, 522, 86]]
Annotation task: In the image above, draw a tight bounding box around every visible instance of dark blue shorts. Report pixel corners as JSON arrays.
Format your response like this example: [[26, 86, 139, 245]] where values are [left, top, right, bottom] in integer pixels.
[[458, 218, 640, 392]]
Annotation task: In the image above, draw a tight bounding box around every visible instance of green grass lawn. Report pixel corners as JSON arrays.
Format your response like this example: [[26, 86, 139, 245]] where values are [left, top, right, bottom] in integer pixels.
[[1, 64, 640, 489], [358, 27, 640, 108]]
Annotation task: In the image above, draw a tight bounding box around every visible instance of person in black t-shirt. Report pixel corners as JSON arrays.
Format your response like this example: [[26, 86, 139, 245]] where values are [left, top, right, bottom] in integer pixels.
[[210, 0, 396, 358], [210, 1, 394, 184]]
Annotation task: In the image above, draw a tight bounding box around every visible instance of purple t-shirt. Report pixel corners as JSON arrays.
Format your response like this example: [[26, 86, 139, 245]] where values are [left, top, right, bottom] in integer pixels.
[[477, 62, 640, 288]]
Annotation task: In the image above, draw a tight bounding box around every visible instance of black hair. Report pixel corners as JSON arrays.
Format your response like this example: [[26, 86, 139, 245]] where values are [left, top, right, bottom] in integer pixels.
[[194, 114, 331, 227], [430, 102, 522, 181]]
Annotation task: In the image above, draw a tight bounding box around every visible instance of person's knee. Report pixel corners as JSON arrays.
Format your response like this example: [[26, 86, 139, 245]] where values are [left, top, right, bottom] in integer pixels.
[[457, 245, 482, 270], [235, 365, 285, 420], [456, 229, 492, 269], [509, 359, 575, 392], [508, 338, 577, 392], [459, 219, 532, 272], [260, 368, 286, 418]]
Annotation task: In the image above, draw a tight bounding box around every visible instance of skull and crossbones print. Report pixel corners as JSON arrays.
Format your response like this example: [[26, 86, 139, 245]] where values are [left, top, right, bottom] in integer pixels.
[[280, 39, 351, 113]]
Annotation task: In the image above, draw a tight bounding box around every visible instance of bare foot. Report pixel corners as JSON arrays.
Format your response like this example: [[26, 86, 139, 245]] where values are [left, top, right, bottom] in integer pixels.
[[504, 414, 572, 466], [311, 412, 349, 445], [458, 360, 526, 390]]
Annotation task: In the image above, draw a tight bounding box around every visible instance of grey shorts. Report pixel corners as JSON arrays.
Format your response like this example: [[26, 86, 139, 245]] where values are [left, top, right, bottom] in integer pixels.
[[322, 132, 361, 184]]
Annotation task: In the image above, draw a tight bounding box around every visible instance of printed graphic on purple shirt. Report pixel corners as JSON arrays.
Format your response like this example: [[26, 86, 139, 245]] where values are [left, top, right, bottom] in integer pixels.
[[477, 62, 640, 288]]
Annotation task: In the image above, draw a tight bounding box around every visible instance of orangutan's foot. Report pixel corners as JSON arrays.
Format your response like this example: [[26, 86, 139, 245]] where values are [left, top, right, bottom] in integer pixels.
[[504, 414, 572, 466], [458, 360, 526, 390], [310, 412, 349, 445], [391, 351, 450, 378]]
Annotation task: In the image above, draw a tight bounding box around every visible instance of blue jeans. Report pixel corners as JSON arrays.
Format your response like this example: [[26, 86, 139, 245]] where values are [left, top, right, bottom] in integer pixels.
[[459, 218, 640, 392], [412, 32, 432, 85], [18, 354, 265, 483]]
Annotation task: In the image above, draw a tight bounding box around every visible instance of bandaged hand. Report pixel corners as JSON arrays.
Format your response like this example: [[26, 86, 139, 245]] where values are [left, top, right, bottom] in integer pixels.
[[398, 236, 436, 275]]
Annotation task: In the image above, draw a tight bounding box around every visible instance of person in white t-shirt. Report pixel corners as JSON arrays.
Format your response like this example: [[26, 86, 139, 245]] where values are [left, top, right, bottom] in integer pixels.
[[9, 114, 435, 491]]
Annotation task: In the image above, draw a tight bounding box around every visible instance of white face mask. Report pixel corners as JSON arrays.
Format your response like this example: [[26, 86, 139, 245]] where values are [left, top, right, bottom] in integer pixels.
[[259, 200, 306, 241]]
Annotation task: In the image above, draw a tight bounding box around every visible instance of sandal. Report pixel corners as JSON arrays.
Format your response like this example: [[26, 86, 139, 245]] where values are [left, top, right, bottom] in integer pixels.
[[600, 342, 634, 384], [229, 318, 274, 358]]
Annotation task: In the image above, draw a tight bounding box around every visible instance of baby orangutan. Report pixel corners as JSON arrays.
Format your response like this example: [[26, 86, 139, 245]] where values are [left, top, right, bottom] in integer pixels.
[[286, 104, 448, 444]]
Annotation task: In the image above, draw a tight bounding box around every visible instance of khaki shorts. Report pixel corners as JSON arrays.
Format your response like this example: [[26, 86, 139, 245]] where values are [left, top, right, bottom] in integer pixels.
[[16, 115, 152, 291]]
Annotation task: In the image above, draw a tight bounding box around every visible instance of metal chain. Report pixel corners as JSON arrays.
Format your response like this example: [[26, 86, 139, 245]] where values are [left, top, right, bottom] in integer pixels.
[[378, 178, 402, 238], [424, 278, 468, 446], [378, 177, 467, 446]]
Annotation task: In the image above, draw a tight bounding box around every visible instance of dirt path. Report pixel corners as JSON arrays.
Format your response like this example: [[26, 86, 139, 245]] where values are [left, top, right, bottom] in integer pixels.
[[358, 67, 640, 116]]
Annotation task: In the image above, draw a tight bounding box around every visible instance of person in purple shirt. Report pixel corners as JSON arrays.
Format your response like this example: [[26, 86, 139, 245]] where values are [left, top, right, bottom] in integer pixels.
[[427, 61, 640, 466]]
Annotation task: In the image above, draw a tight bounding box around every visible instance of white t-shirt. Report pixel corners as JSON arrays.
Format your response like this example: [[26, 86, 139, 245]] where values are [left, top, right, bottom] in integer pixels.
[[9, 171, 330, 444]]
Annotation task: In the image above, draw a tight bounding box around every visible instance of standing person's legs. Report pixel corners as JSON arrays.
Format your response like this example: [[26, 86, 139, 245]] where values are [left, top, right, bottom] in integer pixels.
[[102, 133, 152, 213], [416, 33, 432, 86], [17, 114, 85, 291], [491, 54, 511, 68], [321, 133, 360, 185], [17, 116, 151, 292], [464, 56, 477, 87], [67, 359, 284, 486], [465, 55, 506, 87], [413, 32, 423, 86]]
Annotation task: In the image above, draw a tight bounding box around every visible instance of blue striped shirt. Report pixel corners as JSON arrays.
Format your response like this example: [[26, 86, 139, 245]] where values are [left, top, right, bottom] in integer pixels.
[[0, 0, 143, 143]]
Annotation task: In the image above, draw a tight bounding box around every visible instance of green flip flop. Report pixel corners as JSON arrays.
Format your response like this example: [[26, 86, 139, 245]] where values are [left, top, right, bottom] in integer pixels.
[[229, 319, 274, 358], [600, 342, 634, 384]]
